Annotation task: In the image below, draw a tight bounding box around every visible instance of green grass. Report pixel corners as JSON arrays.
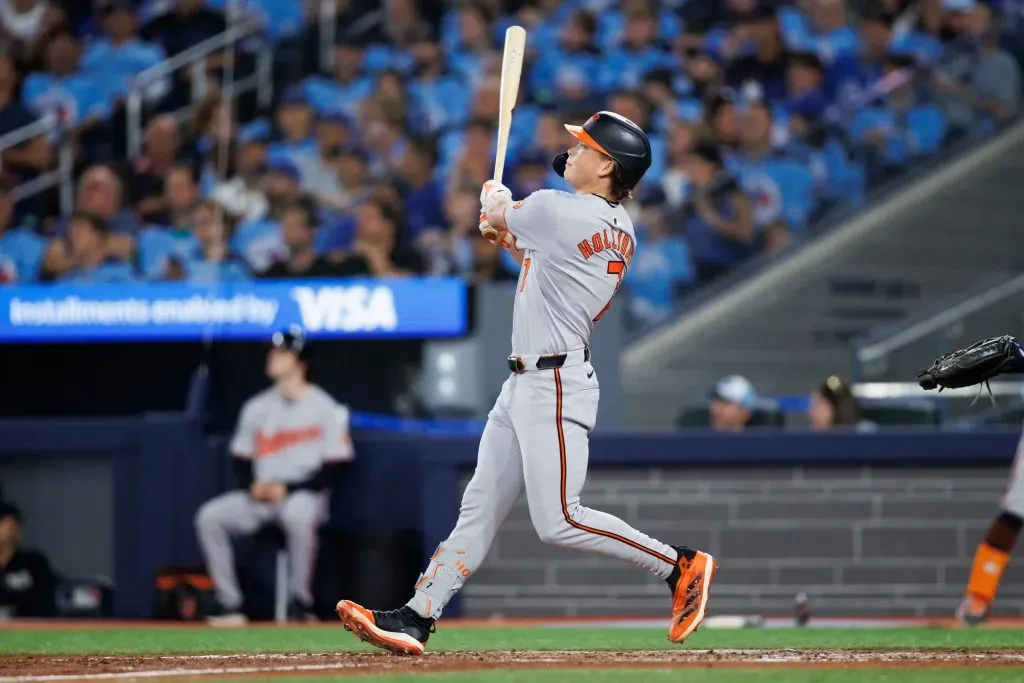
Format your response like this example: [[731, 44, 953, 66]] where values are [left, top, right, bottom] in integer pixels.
[[279, 673, 1024, 683], [3, 626, 1024, 655]]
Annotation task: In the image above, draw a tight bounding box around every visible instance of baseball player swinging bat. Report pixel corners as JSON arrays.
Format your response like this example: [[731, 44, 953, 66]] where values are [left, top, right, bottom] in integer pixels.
[[336, 74, 717, 656], [480, 25, 526, 244]]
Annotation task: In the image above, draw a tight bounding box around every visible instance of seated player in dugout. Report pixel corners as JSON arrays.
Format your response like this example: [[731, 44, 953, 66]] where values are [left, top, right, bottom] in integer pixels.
[[195, 326, 353, 626], [0, 502, 61, 618], [336, 111, 716, 655]]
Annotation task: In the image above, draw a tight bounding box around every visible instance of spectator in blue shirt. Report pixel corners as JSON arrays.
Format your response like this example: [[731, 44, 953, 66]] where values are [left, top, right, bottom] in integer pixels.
[[529, 10, 604, 107], [406, 36, 471, 135], [303, 38, 375, 121], [448, 3, 496, 90], [398, 137, 445, 244], [44, 165, 140, 277], [83, 1, 169, 105], [724, 4, 789, 102], [136, 165, 201, 279], [627, 193, 695, 328], [778, 0, 860, 66], [682, 141, 758, 286], [294, 111, 353, 213], [0, 184, 45, 284], [849, 53, 948, 176], [661, 121, 698, 210], [600, 2, 674, 91], [783, 52, 831, 140], [268, 88, 316, 166], [185, 198, 249, 284], [45, 212, 136, 284], [736, 102, 818, 247], [829, 6, 894, 104], [22, 24, 114, 143]]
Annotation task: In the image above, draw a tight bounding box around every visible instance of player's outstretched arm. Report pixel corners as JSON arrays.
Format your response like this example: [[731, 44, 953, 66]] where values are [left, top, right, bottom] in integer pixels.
[[917, 335, 1024, 392]]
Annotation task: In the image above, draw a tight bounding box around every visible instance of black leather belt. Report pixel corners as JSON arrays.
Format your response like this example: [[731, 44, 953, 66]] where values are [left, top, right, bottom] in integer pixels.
[[508, 348, 590, 374]]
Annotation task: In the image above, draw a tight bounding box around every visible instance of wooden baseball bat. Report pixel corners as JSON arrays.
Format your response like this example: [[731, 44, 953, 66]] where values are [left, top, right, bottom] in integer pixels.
[[482, 25, 527, 242]]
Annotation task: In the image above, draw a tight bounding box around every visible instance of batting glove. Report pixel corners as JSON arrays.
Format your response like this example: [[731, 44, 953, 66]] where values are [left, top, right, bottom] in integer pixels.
[[480, 179, 511, 206], [479, 211, 515, 248]]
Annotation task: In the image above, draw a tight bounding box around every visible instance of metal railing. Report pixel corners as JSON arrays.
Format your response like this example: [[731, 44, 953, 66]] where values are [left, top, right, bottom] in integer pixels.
[[126, 15, 272, 157], [856, 272, 1024, 368], [851, 273, 1024, 420], [0, 114, 74, 215], [0, 10, 280, 213]]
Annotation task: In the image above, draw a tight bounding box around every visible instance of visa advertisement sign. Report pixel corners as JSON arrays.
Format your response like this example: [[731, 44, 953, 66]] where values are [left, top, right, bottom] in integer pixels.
[[0, 278, 468, 342]]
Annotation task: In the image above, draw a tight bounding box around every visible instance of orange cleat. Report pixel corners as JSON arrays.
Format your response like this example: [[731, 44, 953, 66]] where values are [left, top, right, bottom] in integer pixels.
[[666, 546, 717, 643], [335, 600, 434, 655], [955, 595, 990, 627]]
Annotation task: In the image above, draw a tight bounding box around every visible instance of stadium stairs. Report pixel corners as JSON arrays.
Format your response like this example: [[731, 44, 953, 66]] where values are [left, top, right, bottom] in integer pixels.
[[622, 121, 1024, 428]]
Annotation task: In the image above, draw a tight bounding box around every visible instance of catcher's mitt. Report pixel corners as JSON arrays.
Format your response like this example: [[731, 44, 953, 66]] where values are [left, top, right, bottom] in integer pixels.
[[916, 336, 1020, 399]]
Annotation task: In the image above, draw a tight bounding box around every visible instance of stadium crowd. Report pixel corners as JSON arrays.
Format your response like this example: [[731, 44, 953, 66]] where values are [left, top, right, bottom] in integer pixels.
[[0, 0, 1020, 329]]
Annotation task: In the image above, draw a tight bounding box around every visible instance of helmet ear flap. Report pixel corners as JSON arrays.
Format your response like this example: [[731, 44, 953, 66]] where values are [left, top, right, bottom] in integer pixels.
[[552, 151, 569, 178]]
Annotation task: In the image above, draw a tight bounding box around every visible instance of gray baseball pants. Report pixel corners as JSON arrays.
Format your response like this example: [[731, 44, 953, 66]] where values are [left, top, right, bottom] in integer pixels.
[[406, 361, 678, 620], [195, 490, 324, 610]]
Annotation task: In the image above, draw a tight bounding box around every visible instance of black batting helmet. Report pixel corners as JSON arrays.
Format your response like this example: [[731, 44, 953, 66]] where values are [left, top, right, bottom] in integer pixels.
[[271, 324, 312, 363], [555, 111, 652, 191]]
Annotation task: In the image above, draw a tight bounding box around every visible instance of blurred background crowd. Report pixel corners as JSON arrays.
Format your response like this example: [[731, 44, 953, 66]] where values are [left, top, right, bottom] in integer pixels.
[[0, 0, 1019, 331]]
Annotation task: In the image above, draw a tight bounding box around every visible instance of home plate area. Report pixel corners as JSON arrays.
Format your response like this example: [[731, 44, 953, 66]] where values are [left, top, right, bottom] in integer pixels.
[[3, 650, 1024, 681]]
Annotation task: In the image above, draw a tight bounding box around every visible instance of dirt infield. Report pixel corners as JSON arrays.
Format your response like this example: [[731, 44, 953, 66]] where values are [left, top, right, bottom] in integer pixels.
[[3, 650, 1024, 681]]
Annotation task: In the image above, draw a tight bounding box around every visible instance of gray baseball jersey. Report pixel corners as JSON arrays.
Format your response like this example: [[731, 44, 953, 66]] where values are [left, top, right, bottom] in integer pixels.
[[197, 384, 354, 611], [230, 384, 353, 483], [405, 188, 682, 623], [503, 190, 636, 356]]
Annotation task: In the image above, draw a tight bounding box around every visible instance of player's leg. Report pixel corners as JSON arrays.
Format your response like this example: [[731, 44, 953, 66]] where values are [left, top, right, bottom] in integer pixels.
[[194, 490, 271, 625], [336, 379, 525, 654], [512, 366, 716, 643], [958, 433, 1024, 625], [274, 490, 326, 619]]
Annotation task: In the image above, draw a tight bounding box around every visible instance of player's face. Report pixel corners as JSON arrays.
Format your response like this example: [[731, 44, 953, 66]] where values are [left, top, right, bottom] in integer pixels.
[[808, 391, 835, 430], [563, 142, 614, 188], [267, 348, 300, 380]]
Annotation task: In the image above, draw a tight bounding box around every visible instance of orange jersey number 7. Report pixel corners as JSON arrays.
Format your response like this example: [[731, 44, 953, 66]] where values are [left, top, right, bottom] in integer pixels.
[[518, 257, 532, 292], [593, 259, 625, 322]]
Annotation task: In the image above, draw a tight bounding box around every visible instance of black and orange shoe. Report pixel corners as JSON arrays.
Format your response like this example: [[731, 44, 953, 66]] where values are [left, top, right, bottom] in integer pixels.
[[666, 545, 717, 643], [335, 600, 434, 655]]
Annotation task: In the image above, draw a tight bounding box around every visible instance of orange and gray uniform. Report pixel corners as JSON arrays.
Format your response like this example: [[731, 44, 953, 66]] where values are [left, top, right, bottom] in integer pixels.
[[195, 385, 353, 610], [406, 189, 678, 620]]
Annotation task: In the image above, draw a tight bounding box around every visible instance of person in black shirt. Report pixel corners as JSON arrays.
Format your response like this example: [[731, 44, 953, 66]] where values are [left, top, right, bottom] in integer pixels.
[[724, 3, 788, 102], [0, 502, 59, 618], [0, 53, 50, 223], [140, 0, 226, 59], [336, 198, 424, 278], [261, 200, 338, 278]]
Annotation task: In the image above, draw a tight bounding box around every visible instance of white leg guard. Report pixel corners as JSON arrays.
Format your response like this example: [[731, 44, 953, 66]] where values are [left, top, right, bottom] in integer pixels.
[[406, 537, 471, 620]]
